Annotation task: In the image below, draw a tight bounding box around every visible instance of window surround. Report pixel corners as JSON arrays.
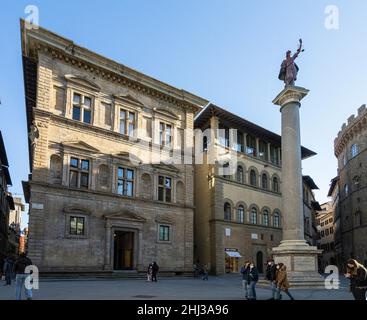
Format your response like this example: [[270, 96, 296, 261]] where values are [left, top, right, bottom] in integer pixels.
[[157, 224, 173, 244], [64, 211, 89, 239], [116, 166, 135, 197], [68, 156, 91, 189], [158, 175, 173, 203]]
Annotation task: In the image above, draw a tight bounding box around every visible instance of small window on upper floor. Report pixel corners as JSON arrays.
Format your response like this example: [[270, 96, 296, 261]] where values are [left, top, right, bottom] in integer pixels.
[[69, 157, 90, 189], [351, 144, 359, 158], [119, 109, 135, 137], [159, 122, 172, 148], [72, 93, 92, 124]]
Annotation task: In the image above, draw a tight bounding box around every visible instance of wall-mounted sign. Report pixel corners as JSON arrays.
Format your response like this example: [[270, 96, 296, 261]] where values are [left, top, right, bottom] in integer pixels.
[[251, 233, 258, 240], [225, 228, 231, 237]]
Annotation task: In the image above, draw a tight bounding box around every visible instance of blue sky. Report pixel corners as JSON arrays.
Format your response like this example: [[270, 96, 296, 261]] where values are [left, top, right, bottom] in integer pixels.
[[1, 0, 366, 228]]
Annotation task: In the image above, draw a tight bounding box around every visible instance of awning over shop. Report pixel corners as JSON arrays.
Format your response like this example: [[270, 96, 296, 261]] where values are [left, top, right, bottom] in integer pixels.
[[225, 251, 242, 258]]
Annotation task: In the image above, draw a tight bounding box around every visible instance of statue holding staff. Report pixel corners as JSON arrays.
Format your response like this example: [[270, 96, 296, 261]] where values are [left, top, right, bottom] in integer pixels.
[[278, 39, 304, 86]]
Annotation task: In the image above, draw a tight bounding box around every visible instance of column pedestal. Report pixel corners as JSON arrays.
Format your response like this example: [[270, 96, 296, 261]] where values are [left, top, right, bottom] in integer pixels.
[[272, 86, 323, 288]]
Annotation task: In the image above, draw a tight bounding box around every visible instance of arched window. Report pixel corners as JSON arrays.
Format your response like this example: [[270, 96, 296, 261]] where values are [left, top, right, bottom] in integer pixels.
[[236, 166, 244, 183], [237, 205, 244, 223], [250, 207, 257, 224], [250, 170, 257, 186], [273, 211, 280, 227], [263, 209, 269, 226], [203, 136, 208, 151], [261, 174, 268, 189], [351, 144, 359, 158], [273, 177, 279, 193], [224, 203, 232, 221]]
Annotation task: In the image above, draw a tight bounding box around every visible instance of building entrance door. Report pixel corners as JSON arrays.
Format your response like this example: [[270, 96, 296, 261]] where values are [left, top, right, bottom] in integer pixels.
[[256, 251, 263, 273], [113, 231, 134, 270]]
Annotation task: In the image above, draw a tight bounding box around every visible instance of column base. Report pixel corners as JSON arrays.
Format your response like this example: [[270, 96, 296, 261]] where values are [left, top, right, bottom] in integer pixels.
[[272, 240, 324, 288]]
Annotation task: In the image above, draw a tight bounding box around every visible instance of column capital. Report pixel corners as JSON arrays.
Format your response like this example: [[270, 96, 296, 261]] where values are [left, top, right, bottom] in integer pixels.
[[273, 86, 309, 107]]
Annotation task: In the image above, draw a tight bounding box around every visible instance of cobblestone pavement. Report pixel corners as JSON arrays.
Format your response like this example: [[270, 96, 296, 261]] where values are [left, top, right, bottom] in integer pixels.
[[0, 274, 354, 300]]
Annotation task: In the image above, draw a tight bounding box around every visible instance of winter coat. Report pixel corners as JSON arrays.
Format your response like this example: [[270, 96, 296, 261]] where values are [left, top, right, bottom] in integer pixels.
[[14, 256, 32, 274], [240, 266, 250, 282], [249, 267, 259, 282], [265, 264, 277, 281], [152, 263, 159, 275], [276, 266, 290, 290]]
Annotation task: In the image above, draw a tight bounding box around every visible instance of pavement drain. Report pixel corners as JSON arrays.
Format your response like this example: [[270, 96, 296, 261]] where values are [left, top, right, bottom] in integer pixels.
[[132, 295, 156, 299]]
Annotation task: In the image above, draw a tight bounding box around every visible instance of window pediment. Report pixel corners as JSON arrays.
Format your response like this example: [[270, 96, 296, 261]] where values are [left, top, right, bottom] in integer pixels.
[[65, 74, 101, 92], [155, 214, 175, 224], [112, 152, 142, 165], [63, 205, 91, 215], [61, 141, 100, 153], [104, 210, 146, 222], [152, 163, 180, 173], [114, 94, 144, 107], [153, 107, 179, 120]]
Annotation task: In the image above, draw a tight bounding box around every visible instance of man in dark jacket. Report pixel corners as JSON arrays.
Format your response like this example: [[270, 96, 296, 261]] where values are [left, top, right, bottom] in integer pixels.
[[152, 262, 159, 282], [14, 253, 33, 300], [265, 259, 278, 300], [248, 263, 259, 300]]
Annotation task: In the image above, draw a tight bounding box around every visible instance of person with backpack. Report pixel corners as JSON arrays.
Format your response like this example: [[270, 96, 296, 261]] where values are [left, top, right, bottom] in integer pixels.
[[248, 262, 259, 300], [265, 259, 278, 300], [14, 253, 33, 300], [345, 259, 367, 300]]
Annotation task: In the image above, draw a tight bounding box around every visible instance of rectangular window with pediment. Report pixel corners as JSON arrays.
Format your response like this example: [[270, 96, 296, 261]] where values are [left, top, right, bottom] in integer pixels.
[[159, 122, 172, 148], [69, 157, 90, 189], [117, 167, 134, 197], [72, 93, 92, 124], [158, 176, 172, 202], [119, 109, 135, 137]]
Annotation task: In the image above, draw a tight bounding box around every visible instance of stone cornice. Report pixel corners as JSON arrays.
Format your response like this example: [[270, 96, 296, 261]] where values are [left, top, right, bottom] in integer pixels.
[[28, 181, 195, 210], [21, 20, 208, 114], [334, 105, 367, 157]]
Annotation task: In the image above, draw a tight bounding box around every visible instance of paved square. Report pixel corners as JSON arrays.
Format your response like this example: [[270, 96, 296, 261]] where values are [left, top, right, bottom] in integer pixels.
[[0, 275, 354, 300]]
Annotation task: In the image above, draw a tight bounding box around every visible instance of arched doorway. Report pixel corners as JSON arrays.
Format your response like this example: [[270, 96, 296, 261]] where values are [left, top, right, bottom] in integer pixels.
[[256, 251, 263, 273]]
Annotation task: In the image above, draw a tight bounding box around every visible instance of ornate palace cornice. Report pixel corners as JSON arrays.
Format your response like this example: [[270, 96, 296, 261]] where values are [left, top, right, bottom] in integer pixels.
[[21, 20, 208, 114]]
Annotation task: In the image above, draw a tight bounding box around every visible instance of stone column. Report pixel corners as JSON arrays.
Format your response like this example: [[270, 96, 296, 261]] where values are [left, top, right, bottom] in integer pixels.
[[272, 86, 323, 287]]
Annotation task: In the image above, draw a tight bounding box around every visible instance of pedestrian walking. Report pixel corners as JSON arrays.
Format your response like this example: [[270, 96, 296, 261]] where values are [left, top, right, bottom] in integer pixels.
[[147, 263, 153, 281], [275, 263, 294, 300], [265, 259, 278, 300], [240, 261, 250, 299], [248, 262, 259, 300], [345, 259, 367, 300], [151, 261, 159, 282], [202, 264, 209, 281], [14, 252, 33, 300], [3, 254, 14, 286]]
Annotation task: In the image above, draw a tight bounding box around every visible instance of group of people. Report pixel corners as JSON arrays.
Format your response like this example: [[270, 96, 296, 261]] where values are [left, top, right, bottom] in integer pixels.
[[193, 261, 209, 281], [146, 262, 159, 282], [240, 259, 293, 300], [0, 252, 33, 300]]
